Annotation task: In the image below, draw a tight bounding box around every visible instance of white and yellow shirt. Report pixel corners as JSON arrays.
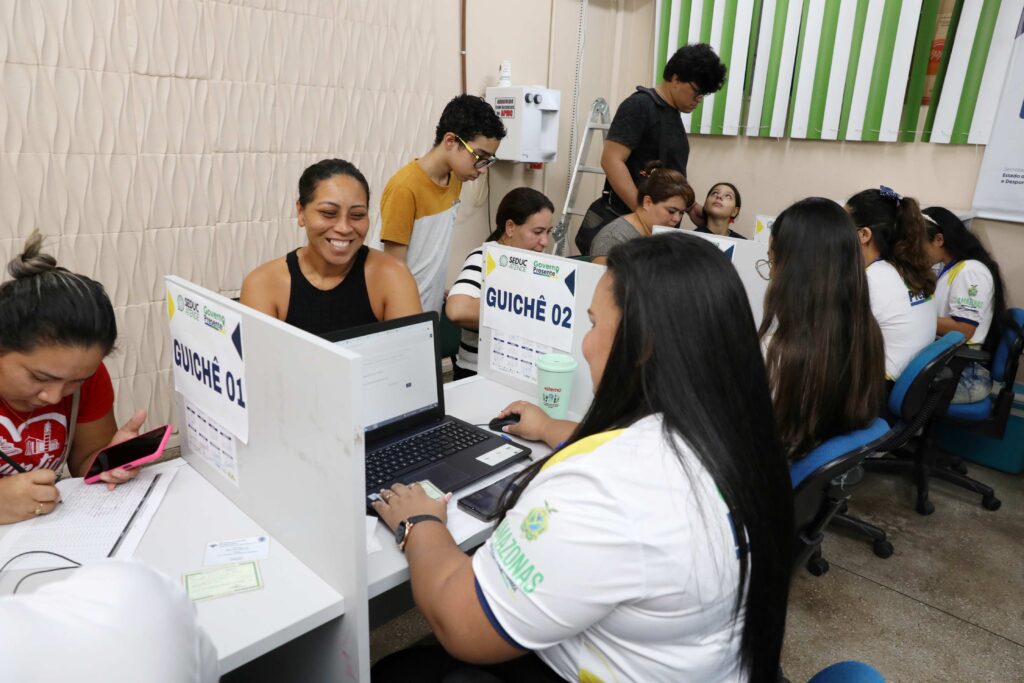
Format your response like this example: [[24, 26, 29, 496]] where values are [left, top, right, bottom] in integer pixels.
[[935, 259, 995, 345], [473, 415, 746, 682]]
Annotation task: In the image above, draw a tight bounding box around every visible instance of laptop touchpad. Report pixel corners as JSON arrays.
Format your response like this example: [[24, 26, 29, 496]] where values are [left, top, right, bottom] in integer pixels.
[[415, 463, 467, 492]]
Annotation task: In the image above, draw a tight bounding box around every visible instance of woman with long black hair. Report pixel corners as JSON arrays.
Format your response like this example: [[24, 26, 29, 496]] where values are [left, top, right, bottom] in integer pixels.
[[923, 206, 1010, 402], [371, 233, 793, 682], [760, 197, 887, 459]]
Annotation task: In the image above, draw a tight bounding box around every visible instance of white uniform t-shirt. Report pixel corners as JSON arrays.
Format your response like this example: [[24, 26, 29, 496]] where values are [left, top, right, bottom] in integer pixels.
[[473, 415, 745, 682], [866, 260, 937, 380], [935, 259, 995, 345], [449, 247, 484, 372]]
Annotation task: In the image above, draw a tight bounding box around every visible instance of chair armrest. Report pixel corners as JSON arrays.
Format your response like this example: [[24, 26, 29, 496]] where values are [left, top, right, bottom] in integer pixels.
[[952, 346, 991, 368]]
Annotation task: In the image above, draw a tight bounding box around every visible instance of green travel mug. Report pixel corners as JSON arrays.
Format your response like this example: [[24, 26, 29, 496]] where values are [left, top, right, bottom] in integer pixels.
[[536, 353, 578, 419]]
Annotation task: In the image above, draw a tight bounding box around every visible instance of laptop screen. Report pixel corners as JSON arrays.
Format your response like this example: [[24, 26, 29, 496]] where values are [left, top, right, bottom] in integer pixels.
[[331, 317, 440, 433]]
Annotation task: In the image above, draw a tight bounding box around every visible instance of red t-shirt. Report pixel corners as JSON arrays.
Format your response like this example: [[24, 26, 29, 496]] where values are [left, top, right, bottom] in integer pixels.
[[0, 363, 115, 477]]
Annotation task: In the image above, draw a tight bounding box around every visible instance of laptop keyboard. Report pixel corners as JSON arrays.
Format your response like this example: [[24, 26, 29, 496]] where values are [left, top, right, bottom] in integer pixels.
[[366, 421, 490, 492]]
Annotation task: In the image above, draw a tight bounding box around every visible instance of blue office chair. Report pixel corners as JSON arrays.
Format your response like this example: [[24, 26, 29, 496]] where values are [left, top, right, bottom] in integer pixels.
[[864, 332, 967, 515], [808, 661, 885, 683], [939, 308, 1024, 469], [791, 418, 893, 576]]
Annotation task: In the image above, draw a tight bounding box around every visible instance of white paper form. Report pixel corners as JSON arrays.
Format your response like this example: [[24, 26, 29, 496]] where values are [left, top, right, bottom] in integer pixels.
[[0, 462, 180, 570]]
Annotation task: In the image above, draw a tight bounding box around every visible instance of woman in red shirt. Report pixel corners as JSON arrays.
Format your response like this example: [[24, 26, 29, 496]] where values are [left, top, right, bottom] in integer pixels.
[[0, 230, 146, 524]]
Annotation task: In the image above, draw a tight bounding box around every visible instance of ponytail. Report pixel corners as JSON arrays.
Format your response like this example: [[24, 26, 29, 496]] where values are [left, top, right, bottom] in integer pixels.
[[846, 188, 936, 296], [0, 230, 117, 354]]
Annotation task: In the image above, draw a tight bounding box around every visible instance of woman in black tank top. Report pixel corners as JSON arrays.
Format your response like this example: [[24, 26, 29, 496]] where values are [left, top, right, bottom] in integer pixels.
[[239, 159, 422, 335], [285, 245, 377, 334]]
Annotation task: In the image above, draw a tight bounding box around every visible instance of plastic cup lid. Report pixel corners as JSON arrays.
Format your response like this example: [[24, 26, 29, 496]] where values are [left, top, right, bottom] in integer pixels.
[[536, 352, 578, 372]]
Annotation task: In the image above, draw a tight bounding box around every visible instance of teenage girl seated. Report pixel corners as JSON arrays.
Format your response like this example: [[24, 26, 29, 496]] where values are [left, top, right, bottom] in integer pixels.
[[0, 231, 147, 524], [241, 159, 421, 335], [697, 182, 745, 238], [371, 234, 793, 682], [445, 188, 555, 380], [923, 206, 1010, 403], [589, 161, 694, 265], [759, 197, 886, 457], [846, 187, 937, 382]]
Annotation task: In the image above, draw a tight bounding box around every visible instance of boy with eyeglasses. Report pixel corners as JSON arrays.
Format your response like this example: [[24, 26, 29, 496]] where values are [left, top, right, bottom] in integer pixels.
[[582, 44, 725, 245], [381, 94, 506, 313]]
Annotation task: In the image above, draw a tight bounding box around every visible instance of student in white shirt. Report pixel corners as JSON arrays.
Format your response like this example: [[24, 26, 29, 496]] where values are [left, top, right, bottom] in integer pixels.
[[371, 234, 793, 682], [923, 206, 1010, 402], [445, 188, 555, 380], [846, 187, 937, 381]]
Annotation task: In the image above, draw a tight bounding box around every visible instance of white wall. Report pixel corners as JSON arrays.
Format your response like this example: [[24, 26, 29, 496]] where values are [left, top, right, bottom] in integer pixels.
[[0, 0, 461, 427]]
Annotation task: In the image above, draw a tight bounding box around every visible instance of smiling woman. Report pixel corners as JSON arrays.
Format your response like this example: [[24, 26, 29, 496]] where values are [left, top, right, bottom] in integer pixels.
[[239, 158, 422, 335]]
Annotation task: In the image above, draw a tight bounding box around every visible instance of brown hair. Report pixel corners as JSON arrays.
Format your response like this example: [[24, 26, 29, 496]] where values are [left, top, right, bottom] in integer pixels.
[[636, 161, 695, 208], [846, 188, 936, 297]]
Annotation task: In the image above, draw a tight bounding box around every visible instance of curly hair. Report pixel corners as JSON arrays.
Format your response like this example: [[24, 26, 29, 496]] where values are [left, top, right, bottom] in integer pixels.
[[433, 94, 507, 146], [663, 43, 727, 95]]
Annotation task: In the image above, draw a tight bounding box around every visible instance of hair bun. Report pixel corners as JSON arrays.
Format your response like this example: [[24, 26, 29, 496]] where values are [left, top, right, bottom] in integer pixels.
[[8, 230, 58, 280]]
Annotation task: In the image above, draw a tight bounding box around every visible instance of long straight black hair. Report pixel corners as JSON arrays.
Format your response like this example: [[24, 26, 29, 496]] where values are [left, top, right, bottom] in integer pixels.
[[760, 198, 886, 458], [924, 206, 1009, 353], [501, 233, 793, 682]]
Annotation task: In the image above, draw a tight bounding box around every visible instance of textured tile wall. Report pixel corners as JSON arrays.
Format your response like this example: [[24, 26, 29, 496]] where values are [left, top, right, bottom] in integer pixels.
[[0, 0, 459, 428]]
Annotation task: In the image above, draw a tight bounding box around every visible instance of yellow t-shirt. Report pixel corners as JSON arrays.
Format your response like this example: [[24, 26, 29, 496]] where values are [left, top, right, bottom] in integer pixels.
[[380, 160, 463, 313]]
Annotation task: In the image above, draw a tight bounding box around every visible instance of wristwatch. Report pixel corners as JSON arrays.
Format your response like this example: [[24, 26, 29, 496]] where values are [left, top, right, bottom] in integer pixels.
[[394, 514, 443, 552]]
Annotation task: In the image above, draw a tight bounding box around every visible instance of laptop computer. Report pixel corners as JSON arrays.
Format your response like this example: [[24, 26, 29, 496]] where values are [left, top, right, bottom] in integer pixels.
[[323, 312, 531, 509]]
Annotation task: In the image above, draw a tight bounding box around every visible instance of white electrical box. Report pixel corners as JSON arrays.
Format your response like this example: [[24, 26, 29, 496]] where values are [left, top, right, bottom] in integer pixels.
[[485, 86, 561, 163]]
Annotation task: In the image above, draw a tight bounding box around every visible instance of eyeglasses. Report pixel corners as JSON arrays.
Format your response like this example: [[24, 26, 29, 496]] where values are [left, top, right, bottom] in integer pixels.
[[687, 82, 707, 100], [755, 258, 772, 281], [455, 135, 497, 170]]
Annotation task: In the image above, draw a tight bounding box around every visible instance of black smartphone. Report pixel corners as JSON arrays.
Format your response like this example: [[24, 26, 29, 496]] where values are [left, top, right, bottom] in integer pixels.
[[457, 471, 521, 522]]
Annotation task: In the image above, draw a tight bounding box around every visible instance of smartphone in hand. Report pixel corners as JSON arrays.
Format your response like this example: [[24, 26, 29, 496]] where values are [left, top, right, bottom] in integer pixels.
[[83, 425, 173, 484]]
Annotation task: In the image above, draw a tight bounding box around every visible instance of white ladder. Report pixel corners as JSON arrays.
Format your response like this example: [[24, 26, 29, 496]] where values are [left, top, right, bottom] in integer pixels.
[[553, 97, 611, 256]]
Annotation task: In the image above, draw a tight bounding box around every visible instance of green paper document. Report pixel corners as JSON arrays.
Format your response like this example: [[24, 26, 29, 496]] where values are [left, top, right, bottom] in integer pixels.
[[184, 560, 263, 602]]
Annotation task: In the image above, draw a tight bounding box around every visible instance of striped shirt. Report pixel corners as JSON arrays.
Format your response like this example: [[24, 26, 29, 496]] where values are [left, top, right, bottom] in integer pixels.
[[449, 247, 484, 372]]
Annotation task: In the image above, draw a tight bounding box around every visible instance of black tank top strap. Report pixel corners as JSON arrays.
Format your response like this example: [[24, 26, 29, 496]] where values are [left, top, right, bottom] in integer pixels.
[[284, 246, 378, 335]]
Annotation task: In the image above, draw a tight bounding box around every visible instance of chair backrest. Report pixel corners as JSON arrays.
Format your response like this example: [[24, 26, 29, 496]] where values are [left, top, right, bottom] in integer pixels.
[[791, 418, 891, 536], [888, 332, 965, 420], [992, 308, 1024, 384], [438, 307, 462, 360]]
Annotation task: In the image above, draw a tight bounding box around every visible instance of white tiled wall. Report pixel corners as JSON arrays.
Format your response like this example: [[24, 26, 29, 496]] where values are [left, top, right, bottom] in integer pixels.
[[0, 0, 460, 427]]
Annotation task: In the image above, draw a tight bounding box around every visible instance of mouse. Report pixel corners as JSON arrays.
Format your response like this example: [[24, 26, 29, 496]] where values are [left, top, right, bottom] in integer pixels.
[[488, 414, 521, 431]]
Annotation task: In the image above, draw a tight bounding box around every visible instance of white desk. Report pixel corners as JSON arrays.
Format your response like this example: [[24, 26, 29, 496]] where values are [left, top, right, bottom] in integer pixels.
[[1, 463, 345, 675], [367, 375, 561, 598]]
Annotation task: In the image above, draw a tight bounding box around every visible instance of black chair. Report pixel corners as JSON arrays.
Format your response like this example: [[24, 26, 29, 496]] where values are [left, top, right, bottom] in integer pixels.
[[864, 332, 972, 515], [791, 418, 893, 576]]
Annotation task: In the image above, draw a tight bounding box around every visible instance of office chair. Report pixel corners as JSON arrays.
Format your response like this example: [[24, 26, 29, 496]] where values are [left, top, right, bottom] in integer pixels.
[[808, 661, 885, 683], [791, 418, 892, 576], [864, 332, 968, 515], [438, 307, 462, 367], [937, 307, 1024, 476]]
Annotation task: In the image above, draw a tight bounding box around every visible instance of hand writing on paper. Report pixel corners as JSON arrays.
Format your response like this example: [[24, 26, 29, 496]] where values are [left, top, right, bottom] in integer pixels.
[[0, 470, 61, 524]]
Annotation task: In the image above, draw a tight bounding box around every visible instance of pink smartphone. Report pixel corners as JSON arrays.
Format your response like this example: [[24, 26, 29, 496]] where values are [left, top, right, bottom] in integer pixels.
[[83, 425, 173, 484]]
